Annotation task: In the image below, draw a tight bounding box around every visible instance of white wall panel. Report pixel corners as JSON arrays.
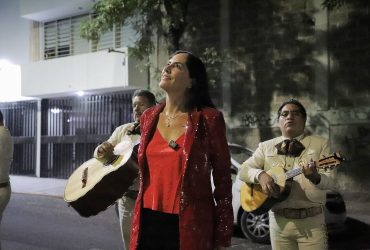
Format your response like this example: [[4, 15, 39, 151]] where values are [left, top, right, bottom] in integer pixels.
[[21, 49, 147, 98]]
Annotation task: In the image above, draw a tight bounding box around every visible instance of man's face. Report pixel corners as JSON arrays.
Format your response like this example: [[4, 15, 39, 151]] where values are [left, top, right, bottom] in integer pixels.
[[132, 96, 152, 122], [278, 103, 306, 138]]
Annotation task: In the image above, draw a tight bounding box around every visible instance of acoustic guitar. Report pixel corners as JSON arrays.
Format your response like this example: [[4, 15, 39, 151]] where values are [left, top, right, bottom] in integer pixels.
[[64, 135, 140, 217], [240, 152, 344, 215]]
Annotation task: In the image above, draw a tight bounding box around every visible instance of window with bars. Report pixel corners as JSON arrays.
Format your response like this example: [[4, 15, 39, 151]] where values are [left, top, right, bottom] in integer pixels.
[[43, 13, 136, 60]]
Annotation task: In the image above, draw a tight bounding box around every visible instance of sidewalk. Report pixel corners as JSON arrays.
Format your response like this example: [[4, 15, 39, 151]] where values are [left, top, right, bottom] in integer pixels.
[[9, 175, 67, 198]]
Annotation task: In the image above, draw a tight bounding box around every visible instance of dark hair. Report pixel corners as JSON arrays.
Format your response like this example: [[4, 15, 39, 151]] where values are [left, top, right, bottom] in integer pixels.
[[132, 89, 156, 106], [171, 50, 215, 109], [277, 99, 307, 119], [0, 110, 3, 124]]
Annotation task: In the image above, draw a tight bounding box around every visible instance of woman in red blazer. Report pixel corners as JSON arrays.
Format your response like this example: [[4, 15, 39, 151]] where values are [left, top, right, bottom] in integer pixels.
[[129, 51, 233, 250]]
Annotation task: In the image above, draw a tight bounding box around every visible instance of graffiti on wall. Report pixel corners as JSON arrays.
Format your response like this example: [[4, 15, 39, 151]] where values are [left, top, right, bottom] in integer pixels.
[[242, 113, 276, 128], [327, 109, 370, 122]]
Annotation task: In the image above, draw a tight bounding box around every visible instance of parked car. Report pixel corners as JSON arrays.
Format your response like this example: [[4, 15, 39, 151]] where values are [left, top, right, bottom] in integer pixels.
[[228, 143, 347, 244]]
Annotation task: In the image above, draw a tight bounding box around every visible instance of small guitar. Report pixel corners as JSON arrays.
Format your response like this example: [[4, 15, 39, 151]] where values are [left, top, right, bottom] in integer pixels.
[[240, 152, 344, 215], [64, 135, 140, 217]]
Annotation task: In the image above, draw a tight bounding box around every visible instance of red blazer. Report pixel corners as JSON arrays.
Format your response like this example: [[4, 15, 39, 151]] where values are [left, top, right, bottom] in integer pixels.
[[130, 102, 233, 250]]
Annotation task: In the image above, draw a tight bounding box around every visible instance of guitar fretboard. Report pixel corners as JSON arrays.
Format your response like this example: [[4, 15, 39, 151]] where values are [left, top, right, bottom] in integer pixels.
[[285, 167, 303, 180]]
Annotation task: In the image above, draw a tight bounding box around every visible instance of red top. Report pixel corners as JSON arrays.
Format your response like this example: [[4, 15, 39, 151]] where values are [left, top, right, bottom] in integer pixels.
[[143, 128, 185, 214], [130, 104, 233, 250]]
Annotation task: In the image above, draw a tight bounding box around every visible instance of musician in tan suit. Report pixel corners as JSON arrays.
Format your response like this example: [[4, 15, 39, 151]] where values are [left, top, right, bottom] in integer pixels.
[[239, 99, 337, 250], [94, 89, 156, 250], [0, 110, 13, 249]]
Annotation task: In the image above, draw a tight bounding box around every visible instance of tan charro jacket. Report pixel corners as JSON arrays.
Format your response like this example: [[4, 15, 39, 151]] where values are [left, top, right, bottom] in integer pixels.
[[238, 134, 337, 208], [0, 125, 13, 184]]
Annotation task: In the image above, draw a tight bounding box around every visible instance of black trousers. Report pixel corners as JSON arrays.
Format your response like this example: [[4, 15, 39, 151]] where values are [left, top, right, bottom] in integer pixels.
[[137, 208, 180, 250]]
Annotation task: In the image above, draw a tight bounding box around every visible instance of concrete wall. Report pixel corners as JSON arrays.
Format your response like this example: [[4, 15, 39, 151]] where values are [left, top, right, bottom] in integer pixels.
[[20, 0, 94, 22], [0, 0, 30, 64], [182, 0, 370, 193], [0, 0, 90, 64], [21, 49, 147, 98], [1, 0, 147, 100]]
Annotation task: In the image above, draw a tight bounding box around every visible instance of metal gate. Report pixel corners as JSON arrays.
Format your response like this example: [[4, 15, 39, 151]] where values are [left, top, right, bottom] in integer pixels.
[[0, 90, 133, 179], [0, 101, 38, 175]]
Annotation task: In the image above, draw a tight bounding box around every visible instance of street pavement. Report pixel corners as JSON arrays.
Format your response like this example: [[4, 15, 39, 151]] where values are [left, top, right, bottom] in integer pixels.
[[10, 175, 67, 198], [6, 175, 370, 249], [5, 175, 257, 250]]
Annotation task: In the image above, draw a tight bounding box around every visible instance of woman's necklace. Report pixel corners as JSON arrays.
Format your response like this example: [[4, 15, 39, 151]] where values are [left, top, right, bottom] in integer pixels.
[[164, 112, 186, 127]]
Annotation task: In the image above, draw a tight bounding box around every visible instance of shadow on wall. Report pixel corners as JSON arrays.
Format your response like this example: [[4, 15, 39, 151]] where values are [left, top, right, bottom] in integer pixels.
[[328, 1, 370, 107], [334, 124, 370, 193], [345, 126, 370, 158]]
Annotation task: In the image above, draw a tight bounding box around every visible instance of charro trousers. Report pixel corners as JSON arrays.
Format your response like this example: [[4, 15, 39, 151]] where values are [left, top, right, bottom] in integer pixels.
[[0, 185, 11, 221], [0, 185, 11, 250], [118, 195, 136, 250], [269, 212, 328, 250]]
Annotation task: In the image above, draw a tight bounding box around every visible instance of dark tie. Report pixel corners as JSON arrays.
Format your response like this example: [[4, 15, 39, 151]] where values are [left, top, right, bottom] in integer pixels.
[[275, 139, 305, 157]]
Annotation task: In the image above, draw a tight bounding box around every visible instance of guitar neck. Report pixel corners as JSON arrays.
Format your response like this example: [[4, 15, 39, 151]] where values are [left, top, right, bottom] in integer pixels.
[[284, 153, 342, 180], [285, 167, 303, 180]]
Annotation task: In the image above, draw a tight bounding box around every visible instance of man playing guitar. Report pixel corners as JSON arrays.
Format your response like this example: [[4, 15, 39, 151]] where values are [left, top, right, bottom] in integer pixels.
[[238, 99, 337, 250], [94, 89, 156, 250]]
